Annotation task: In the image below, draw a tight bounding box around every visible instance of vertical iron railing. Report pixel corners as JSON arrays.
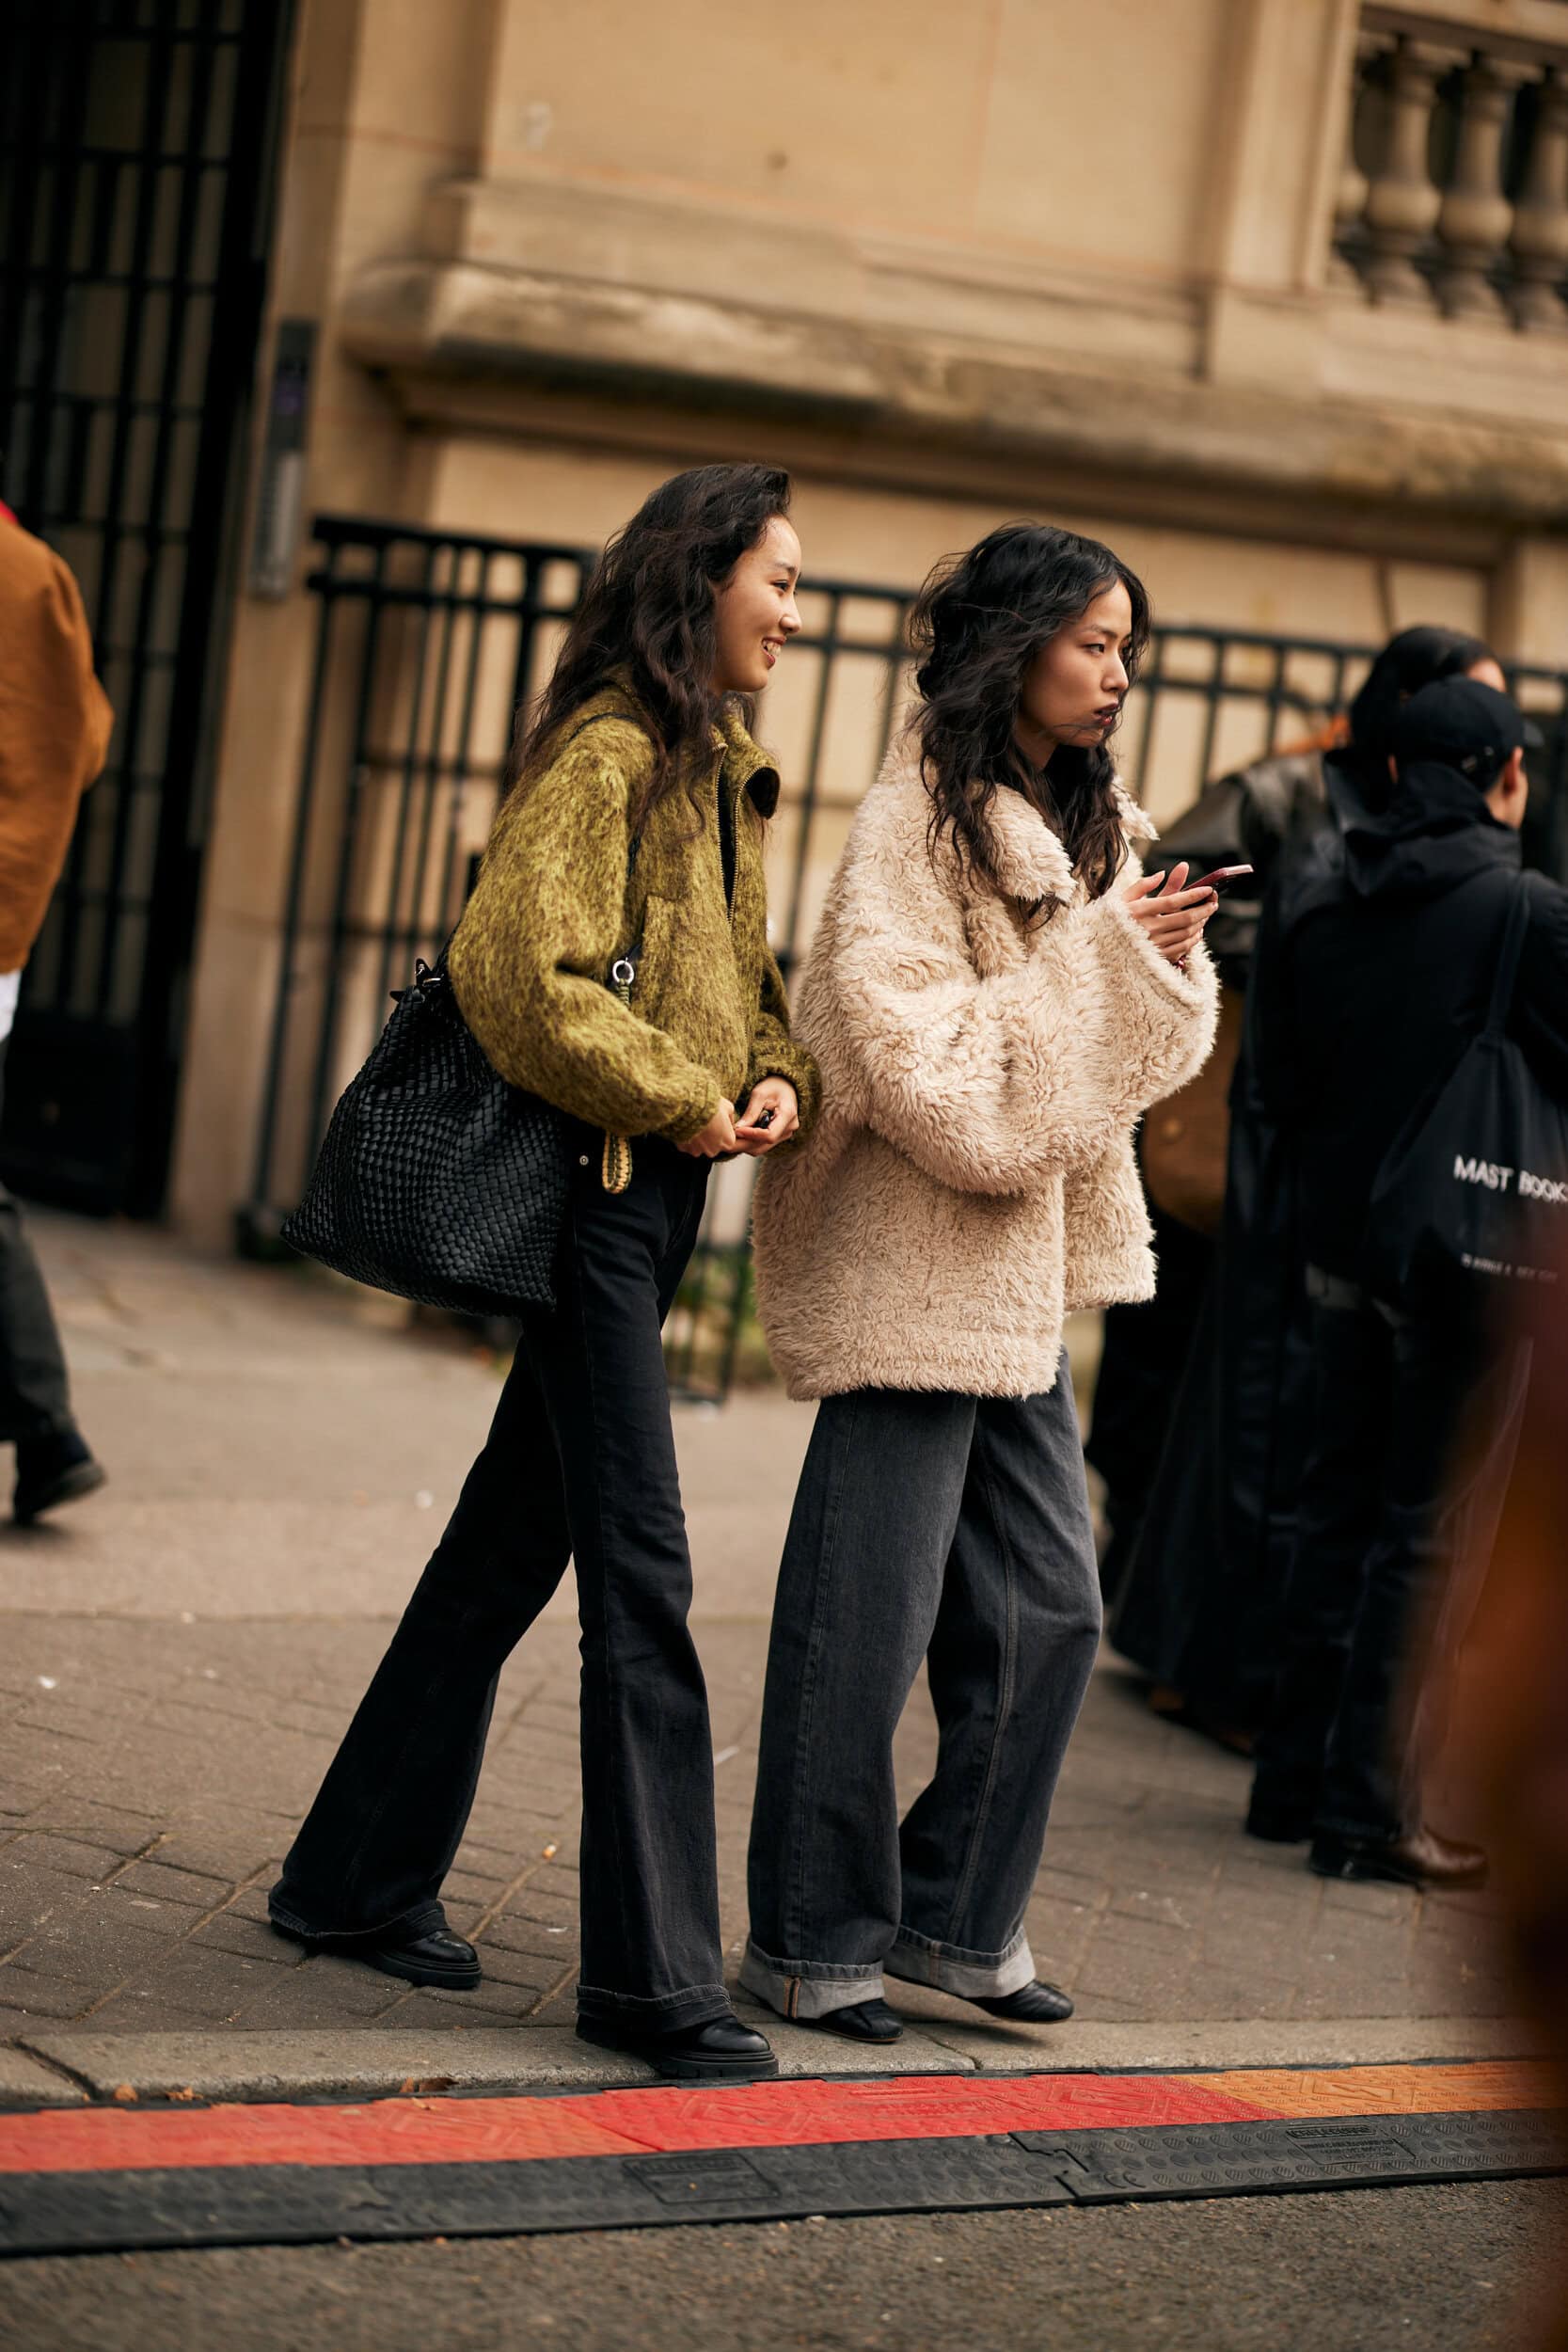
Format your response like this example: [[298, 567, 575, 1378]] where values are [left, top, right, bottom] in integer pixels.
[[245, 516, 1568, 1399]]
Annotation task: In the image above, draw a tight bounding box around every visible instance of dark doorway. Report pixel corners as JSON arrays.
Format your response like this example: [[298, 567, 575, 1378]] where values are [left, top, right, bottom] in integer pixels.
[[0, 0, 295, 1213]]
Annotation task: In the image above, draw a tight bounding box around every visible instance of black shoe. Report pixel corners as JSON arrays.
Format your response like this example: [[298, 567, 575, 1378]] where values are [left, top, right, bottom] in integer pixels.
[[970, 1980, 1074, 2023], [814, 1996, 903, 2043], [1245, 1794, 1315, 1843], [272, 1920, 482, 1989], [1309, 1826, 1488, 1891], [14, 1432, 107, 1525], [576, 2012, 780, 2082]]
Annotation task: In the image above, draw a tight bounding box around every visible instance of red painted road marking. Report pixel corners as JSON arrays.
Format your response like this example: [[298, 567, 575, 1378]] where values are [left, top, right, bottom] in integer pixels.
[[573, 2072, 1264, 2153], [0, 2099, 648, 2177], [0, 2062, 1556, 2182]]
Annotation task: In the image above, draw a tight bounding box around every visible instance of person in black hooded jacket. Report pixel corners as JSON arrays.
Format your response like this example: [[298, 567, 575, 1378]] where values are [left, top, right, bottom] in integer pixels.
[[1244, 675, 1568, 1889], [1104, 628, 1506, 1742]]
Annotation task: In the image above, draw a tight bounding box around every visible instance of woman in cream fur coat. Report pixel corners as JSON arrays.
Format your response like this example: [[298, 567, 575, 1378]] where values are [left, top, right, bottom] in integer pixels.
[[742, 524, 1220, 2041]]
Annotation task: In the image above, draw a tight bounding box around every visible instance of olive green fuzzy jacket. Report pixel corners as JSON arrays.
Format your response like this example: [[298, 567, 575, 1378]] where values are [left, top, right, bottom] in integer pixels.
[[449, 685, 819, 1146]]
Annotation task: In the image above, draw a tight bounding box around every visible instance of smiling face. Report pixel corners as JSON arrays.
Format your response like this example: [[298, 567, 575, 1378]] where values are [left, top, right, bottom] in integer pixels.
[[711, 515, 802, 695], [1013, 579, 1135, 768]]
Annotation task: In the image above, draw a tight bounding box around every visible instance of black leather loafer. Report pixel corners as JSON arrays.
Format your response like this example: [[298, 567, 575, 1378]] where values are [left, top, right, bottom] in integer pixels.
[[577, 2013, 780, 2081], [814, 1996, 903, 2042], [272, 1921, 482, 1989], [969, 1980, 1075, 2024]]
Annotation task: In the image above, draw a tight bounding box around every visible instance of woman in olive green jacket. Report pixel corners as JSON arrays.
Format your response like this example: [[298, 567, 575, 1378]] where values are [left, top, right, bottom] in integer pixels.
[[271, 465, 817, 2083]]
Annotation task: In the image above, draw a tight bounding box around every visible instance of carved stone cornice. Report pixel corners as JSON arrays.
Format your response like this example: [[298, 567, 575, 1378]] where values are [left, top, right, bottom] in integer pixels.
[[335, 171, 1568, 540]]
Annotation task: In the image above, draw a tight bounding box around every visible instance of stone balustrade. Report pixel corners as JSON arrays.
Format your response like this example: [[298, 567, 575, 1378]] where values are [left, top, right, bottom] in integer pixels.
[[1337, 6, 1568, 326]]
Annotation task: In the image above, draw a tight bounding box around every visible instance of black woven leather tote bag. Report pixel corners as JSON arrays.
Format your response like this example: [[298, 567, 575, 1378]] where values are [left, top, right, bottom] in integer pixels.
[[280, 957, 571, 1314]]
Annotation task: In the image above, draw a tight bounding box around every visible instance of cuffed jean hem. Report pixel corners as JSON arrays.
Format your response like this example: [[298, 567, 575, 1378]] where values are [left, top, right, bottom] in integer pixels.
[[884, 1924, 1036, 2001], [738, 1940, 884, 2022], [266, 1886, 447, 1945], [575, 1979, 734, 2032]]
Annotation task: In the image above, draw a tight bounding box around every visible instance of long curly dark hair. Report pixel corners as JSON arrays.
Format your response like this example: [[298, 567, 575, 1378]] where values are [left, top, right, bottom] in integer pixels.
[[908, 523, 1150, 912], [508, 462, 792, 822]]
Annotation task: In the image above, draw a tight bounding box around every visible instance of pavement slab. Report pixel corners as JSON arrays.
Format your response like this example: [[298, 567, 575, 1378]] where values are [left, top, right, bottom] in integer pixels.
[[0, 2049, 83, 2107], [14, 2023, 974, 2103], [889, 2012, 1546, 2075], [11, 2014, 1544, 2106]]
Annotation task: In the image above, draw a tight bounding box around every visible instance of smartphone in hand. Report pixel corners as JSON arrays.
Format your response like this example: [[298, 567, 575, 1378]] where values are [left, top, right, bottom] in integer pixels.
[[1192, 864, 1256, 895]]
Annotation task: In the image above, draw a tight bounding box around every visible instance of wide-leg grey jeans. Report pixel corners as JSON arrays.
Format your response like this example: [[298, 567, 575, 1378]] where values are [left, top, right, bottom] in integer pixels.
[[742, 1352, 1101, 2021]]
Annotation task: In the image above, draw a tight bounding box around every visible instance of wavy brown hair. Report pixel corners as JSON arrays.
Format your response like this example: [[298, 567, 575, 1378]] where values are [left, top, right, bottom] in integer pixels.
[[508, 463, 792, 823], [908, 523, 1150, 913]]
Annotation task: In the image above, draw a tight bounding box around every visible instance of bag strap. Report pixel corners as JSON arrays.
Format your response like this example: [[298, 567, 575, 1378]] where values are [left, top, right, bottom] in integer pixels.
[[1483, 876, 1535, 1038]]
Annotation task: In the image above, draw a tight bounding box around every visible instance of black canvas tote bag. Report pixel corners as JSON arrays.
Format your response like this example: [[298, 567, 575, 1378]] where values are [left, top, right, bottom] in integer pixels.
[[1363, 877, 1568, 1312]]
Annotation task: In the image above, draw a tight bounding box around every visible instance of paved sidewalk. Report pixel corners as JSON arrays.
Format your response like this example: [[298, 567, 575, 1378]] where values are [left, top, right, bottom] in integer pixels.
[[0, 1213, 1526, 2098]]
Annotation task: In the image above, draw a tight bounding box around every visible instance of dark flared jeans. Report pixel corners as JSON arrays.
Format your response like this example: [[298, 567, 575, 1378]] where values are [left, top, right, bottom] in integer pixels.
[[742, 1356, 1102, 2019], [270, 1138, 731, 2030], [1252, 1273, 1527, 1844]]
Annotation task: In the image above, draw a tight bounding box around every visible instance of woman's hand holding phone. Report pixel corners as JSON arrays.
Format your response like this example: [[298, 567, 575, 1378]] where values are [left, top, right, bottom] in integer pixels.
[[1123, 860, 1229, 967], [734, 1077, 800, 1157]]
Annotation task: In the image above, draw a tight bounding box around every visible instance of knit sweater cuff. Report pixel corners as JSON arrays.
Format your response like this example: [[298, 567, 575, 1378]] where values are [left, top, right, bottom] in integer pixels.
[[660, 1084, 724, 1147]]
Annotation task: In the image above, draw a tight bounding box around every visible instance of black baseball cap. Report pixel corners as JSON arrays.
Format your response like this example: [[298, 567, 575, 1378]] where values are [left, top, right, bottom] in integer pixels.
[[1392, 675, 1527, 789]]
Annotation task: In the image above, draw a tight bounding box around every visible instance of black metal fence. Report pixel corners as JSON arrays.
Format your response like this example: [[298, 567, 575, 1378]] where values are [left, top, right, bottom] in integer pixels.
[[244, 515, 1568, 1398]]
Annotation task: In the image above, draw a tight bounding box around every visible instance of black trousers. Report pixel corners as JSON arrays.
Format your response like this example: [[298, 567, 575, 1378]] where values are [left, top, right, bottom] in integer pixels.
[[0, 1040, 75, 1446], [1252, 1272, 1525, 1843], [270, 1138, 730, 2029]]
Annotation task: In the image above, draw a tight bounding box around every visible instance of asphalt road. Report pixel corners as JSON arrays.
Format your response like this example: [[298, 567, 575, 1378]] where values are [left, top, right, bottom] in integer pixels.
[[1, 2180, 1562, 2351]]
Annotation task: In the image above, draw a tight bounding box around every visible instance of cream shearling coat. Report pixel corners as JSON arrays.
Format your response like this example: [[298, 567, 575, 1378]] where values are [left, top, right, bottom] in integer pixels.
[[752, 744, 1220, 1400]]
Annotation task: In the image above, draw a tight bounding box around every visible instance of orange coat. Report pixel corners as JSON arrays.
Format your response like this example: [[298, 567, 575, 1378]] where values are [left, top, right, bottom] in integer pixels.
[[0, 517, 113, 973]]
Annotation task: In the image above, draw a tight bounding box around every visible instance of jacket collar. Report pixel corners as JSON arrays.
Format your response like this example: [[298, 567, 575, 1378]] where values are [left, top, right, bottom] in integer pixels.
[[585, 674, 780, 817], [715, 702, 781, 818], [983, 774, 1156, 903]]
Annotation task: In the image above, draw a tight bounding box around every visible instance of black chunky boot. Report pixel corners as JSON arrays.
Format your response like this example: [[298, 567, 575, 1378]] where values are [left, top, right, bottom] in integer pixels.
[[577, 2012, 780, 2082]]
